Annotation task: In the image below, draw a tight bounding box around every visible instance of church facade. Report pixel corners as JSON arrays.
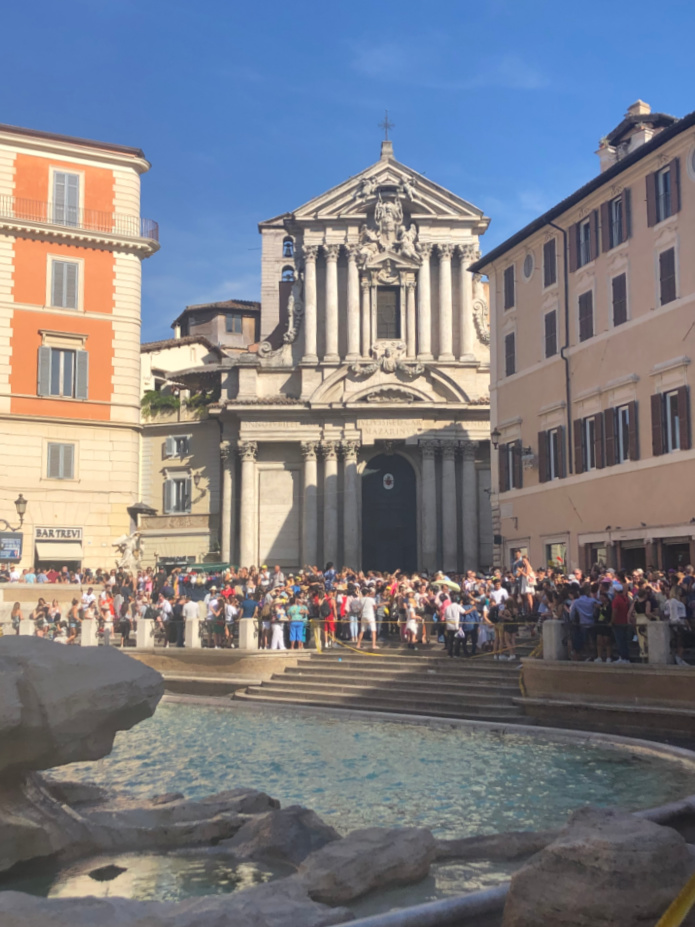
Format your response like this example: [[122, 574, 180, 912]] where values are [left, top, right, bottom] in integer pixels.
[[141, 140, 493, 573]]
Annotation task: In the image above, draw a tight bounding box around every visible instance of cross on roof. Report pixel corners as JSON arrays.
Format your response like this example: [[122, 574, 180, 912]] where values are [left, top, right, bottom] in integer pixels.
[[378, 110, 395, 140]]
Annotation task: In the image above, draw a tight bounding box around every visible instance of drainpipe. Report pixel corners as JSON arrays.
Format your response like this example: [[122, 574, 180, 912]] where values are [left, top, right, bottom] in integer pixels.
[[548, 221, 573, 474]]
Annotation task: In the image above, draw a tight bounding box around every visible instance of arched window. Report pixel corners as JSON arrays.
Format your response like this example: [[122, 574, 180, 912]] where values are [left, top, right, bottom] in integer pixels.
[[281, 266, 295, 282], [282, 238, 294, 258]]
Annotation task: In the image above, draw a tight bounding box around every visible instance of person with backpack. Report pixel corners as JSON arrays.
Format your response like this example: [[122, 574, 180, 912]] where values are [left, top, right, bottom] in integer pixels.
[[347, 588, 362, 643]]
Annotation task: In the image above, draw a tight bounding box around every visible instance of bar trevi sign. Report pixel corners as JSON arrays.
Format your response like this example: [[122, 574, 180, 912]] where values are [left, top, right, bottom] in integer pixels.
[[35, 526, 83, 541]]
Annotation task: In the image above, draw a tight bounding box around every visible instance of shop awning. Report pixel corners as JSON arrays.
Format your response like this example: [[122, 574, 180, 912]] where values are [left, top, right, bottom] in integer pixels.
[[35, 541, 83, 562]]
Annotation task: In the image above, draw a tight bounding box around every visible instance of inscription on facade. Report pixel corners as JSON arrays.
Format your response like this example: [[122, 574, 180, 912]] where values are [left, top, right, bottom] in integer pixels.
[[35, 527, 83, 541], [358, 419, 427, 443]]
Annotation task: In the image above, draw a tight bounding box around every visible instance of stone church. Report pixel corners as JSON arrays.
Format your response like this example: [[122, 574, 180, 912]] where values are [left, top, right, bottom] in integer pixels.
[[142, 140, 493, 573]]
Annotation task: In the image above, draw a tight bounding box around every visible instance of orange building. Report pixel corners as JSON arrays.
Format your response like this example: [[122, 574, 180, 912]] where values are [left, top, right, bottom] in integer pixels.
[[0, 122, 158, 570]]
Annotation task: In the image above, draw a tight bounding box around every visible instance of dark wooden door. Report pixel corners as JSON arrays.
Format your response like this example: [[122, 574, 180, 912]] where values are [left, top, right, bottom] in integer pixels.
[[361, 454, 417, 572]]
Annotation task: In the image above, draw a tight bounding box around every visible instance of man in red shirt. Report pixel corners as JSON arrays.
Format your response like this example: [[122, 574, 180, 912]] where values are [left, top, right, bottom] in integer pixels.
[[611, 584, 631, 664]]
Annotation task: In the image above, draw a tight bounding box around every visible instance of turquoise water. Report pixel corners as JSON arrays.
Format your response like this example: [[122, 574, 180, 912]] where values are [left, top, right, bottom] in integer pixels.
[[57, 701, 693, 839]]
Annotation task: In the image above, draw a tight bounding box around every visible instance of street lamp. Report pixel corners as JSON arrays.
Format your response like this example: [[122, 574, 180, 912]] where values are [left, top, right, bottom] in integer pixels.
[[490, 427, 501, 450], [1, 494, 27, 532]]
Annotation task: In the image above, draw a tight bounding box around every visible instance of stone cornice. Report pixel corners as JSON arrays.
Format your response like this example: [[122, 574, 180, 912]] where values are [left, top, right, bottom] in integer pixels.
[[0, 216, 159, 256]]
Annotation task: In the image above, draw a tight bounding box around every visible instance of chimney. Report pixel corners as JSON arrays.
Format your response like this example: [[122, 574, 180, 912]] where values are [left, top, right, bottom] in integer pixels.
[[596, 100, 655, 173], [627, 99, 651, 117], [380, 140, 394, 160]]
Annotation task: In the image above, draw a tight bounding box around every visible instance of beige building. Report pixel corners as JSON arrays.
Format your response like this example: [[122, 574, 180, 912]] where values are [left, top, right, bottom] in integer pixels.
[[472, 101, 695, 574], [141, 140, 494, 572], [0, 122, 157, 571]]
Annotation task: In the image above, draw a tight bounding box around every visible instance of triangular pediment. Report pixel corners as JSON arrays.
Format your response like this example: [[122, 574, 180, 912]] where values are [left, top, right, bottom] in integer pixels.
[[279, 149, 487, 225], [366, 249, 421, 271]]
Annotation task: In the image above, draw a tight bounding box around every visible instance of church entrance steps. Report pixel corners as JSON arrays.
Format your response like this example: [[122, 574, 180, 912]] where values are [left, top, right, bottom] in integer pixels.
[[234, 650, 527, 723]]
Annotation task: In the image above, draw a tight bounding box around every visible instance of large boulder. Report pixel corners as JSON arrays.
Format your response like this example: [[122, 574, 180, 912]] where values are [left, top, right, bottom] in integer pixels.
[[502, 806, 695, 927], [0, 879, 354, 927], [297, 826, 437, 904], [0, 637, 163, 776], [220, 805, 340, 866]]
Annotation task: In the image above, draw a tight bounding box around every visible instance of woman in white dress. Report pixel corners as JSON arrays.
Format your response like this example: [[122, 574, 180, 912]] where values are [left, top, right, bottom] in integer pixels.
[[519, 556, 537, 618]]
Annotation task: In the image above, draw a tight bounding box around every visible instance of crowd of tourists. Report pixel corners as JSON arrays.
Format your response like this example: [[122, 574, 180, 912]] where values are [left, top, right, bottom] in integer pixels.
[[4, 555, 694, 665]]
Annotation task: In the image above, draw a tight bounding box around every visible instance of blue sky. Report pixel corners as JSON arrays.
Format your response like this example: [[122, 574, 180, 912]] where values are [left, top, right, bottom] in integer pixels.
[[3, 0, 695, 340]]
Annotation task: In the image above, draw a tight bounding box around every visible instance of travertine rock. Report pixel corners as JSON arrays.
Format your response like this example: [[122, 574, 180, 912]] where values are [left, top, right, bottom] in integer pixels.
[[298, 826, 437, 904], [0, 637, 163, 776], [221, 805, 340, 866], [502, 806, 695, 927], [0, 879, 354, 927], [436, 828, 560, 861]]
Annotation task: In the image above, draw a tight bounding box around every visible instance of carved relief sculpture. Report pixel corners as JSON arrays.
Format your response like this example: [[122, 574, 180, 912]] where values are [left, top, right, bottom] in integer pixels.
[[238, 441, 258, 461], [348, 341, 424, 379], [472, 272, 491, 346], [300, 441, 318, 460]]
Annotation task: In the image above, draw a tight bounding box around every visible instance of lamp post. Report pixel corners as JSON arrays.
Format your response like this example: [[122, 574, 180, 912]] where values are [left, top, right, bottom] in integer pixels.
[[0, 494, 27, 532]]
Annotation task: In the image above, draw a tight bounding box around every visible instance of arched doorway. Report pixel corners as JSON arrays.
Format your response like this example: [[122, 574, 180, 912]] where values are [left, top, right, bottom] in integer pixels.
[[361, 453, 417, 573]]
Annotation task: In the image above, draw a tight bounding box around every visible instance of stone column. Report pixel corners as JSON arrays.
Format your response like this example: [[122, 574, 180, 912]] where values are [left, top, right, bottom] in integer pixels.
[[543, 620, 568, 660], [302, 245, 318, 363], [184, 617, 202, 649], [459, 245, 477, 360], [323, 244, 340, 363], [322, 441, 339, 566], [135, 618, 153, 648], [648, 622, 673, 664], [360, 277, 371, 357], [238, 440, 258, 567], [346, 246, 360, 361], [438, 244, 454, 361], [342, 440, 360, 569], [420, 440, 438, 571], [301, 441, 319, 568], [220, 439, 233, 564], [441, 441, 458, 572], [405, 279, 417, 358], [417, 244, 433, 360], [461, 441, 479, 573]]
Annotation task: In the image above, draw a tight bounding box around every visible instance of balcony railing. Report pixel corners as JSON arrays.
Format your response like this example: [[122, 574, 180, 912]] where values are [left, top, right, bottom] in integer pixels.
[[0, 195, 159, 242]]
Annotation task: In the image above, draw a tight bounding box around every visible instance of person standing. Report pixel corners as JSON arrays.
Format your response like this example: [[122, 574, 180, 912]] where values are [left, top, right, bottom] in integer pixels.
[[610, 583, 631, 664], [443, 596, 464, 658], [460, 596, 481, 657], [182, 595, 199, 647], [356, 587, 379, 650], [287, 594, 309, 650]]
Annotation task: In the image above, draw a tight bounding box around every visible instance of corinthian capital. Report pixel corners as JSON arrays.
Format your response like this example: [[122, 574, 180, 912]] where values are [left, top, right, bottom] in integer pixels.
[[420, 439, 438, 460], [323, 244, 341, 262], [460, 440, 477, 461], [419, 243, 433, 258], [238, 440, 258, 462], [441, 441, 456, 461], [300, 441, 318, 461], [321, 441, 339, 460], [342, 440, 360, 461], [344, 244, 359, 263], [302, 244, 319, 263], [219, 440, 232, 461], [437, 243, 454, 260]]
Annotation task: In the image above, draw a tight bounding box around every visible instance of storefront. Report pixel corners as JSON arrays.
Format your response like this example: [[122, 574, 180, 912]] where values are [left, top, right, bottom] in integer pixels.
[[34, 526, 83, 571]]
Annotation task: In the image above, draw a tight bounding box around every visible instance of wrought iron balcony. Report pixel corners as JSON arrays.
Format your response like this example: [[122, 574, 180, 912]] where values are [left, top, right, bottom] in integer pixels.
[[0, 195, 159, 242]]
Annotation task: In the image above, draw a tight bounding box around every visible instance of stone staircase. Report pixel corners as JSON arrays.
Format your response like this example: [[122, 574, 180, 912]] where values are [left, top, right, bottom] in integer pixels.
[[235, 648, 529, 724]]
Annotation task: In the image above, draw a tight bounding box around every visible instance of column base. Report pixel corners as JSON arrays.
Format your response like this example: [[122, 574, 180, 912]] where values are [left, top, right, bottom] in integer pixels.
[[323, 353, 340, 364], [345, 352, 360, 362], [458, 353, 477, 364], [417, 352, 433, 361], [301, 354, 319, 365], [437, 352, 455, 362]]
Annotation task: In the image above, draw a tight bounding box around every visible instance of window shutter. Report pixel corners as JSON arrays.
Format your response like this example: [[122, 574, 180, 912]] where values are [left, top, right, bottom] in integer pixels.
[[66, 174, 79, 225], [591, 210, 600, 260], [63, 443, 74, 479], [659, 248, 676, 305], [164, 436, 176, 458], [568, 223, 578, 273], [604, 408, 616, 466], [184, 477, 192, 512], [74, 350, 89, 400], [627, 400, 639, 460], [37, 345, 52, 396], [557, 426, 567, 478], [573, 419, 584, 474], [612, 273, 627, 326], [594, 414, 605, 469], [163, 479, 173, 514], [538, 432, 549, 483], [51, 261, 65, 306], [646, 172, 657, 227], [47, 443, 61, 478], [622, 188, 632, 240], [677, 385, 690, 450], [512, 440, 523, 489], [670, 158, 681, 213], [600, 201, 611, 252], [53, 172, 66, 222], [498, 444, 509, 493], [651, 393, 664, 456], [64, 263, 78, 309]]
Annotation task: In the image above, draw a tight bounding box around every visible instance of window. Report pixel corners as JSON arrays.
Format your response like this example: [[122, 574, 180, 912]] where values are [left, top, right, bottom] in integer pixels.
[[574, 414, 604, 473], [651, 387, 690, 455], [281, 266, 295, 282], [226, 313, 243, 333], [37, 345, 88, 399], [544, 310, 557, 358], [164, 476, 192, 514], [584, 417, 596, 471], [616, 404, 631, 464], [612, 273, 628, 326], [538, 426, 566, 482], [647, 160, 680, 226], [522, 253, 534, 280], [579, 219, 592, 266], [164, 435, 191, 458], [282, 238, 294, 258], [578, 291, 593, 342], [659, 248, 677, 305], [51, 260, 79, 309], [504, 332, 516, 377], [543, 240, 557, 287], [569, 210, 599, 272], [601, 189, 631, 251], [609, 197, 623, 248], [498, 440, 522, 492], [47, 443, 74, 480], [376, 287, 400, 339], [52, 171, 79, 227], [503, 265, 515, 309], [604, 402, 639, 465]]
